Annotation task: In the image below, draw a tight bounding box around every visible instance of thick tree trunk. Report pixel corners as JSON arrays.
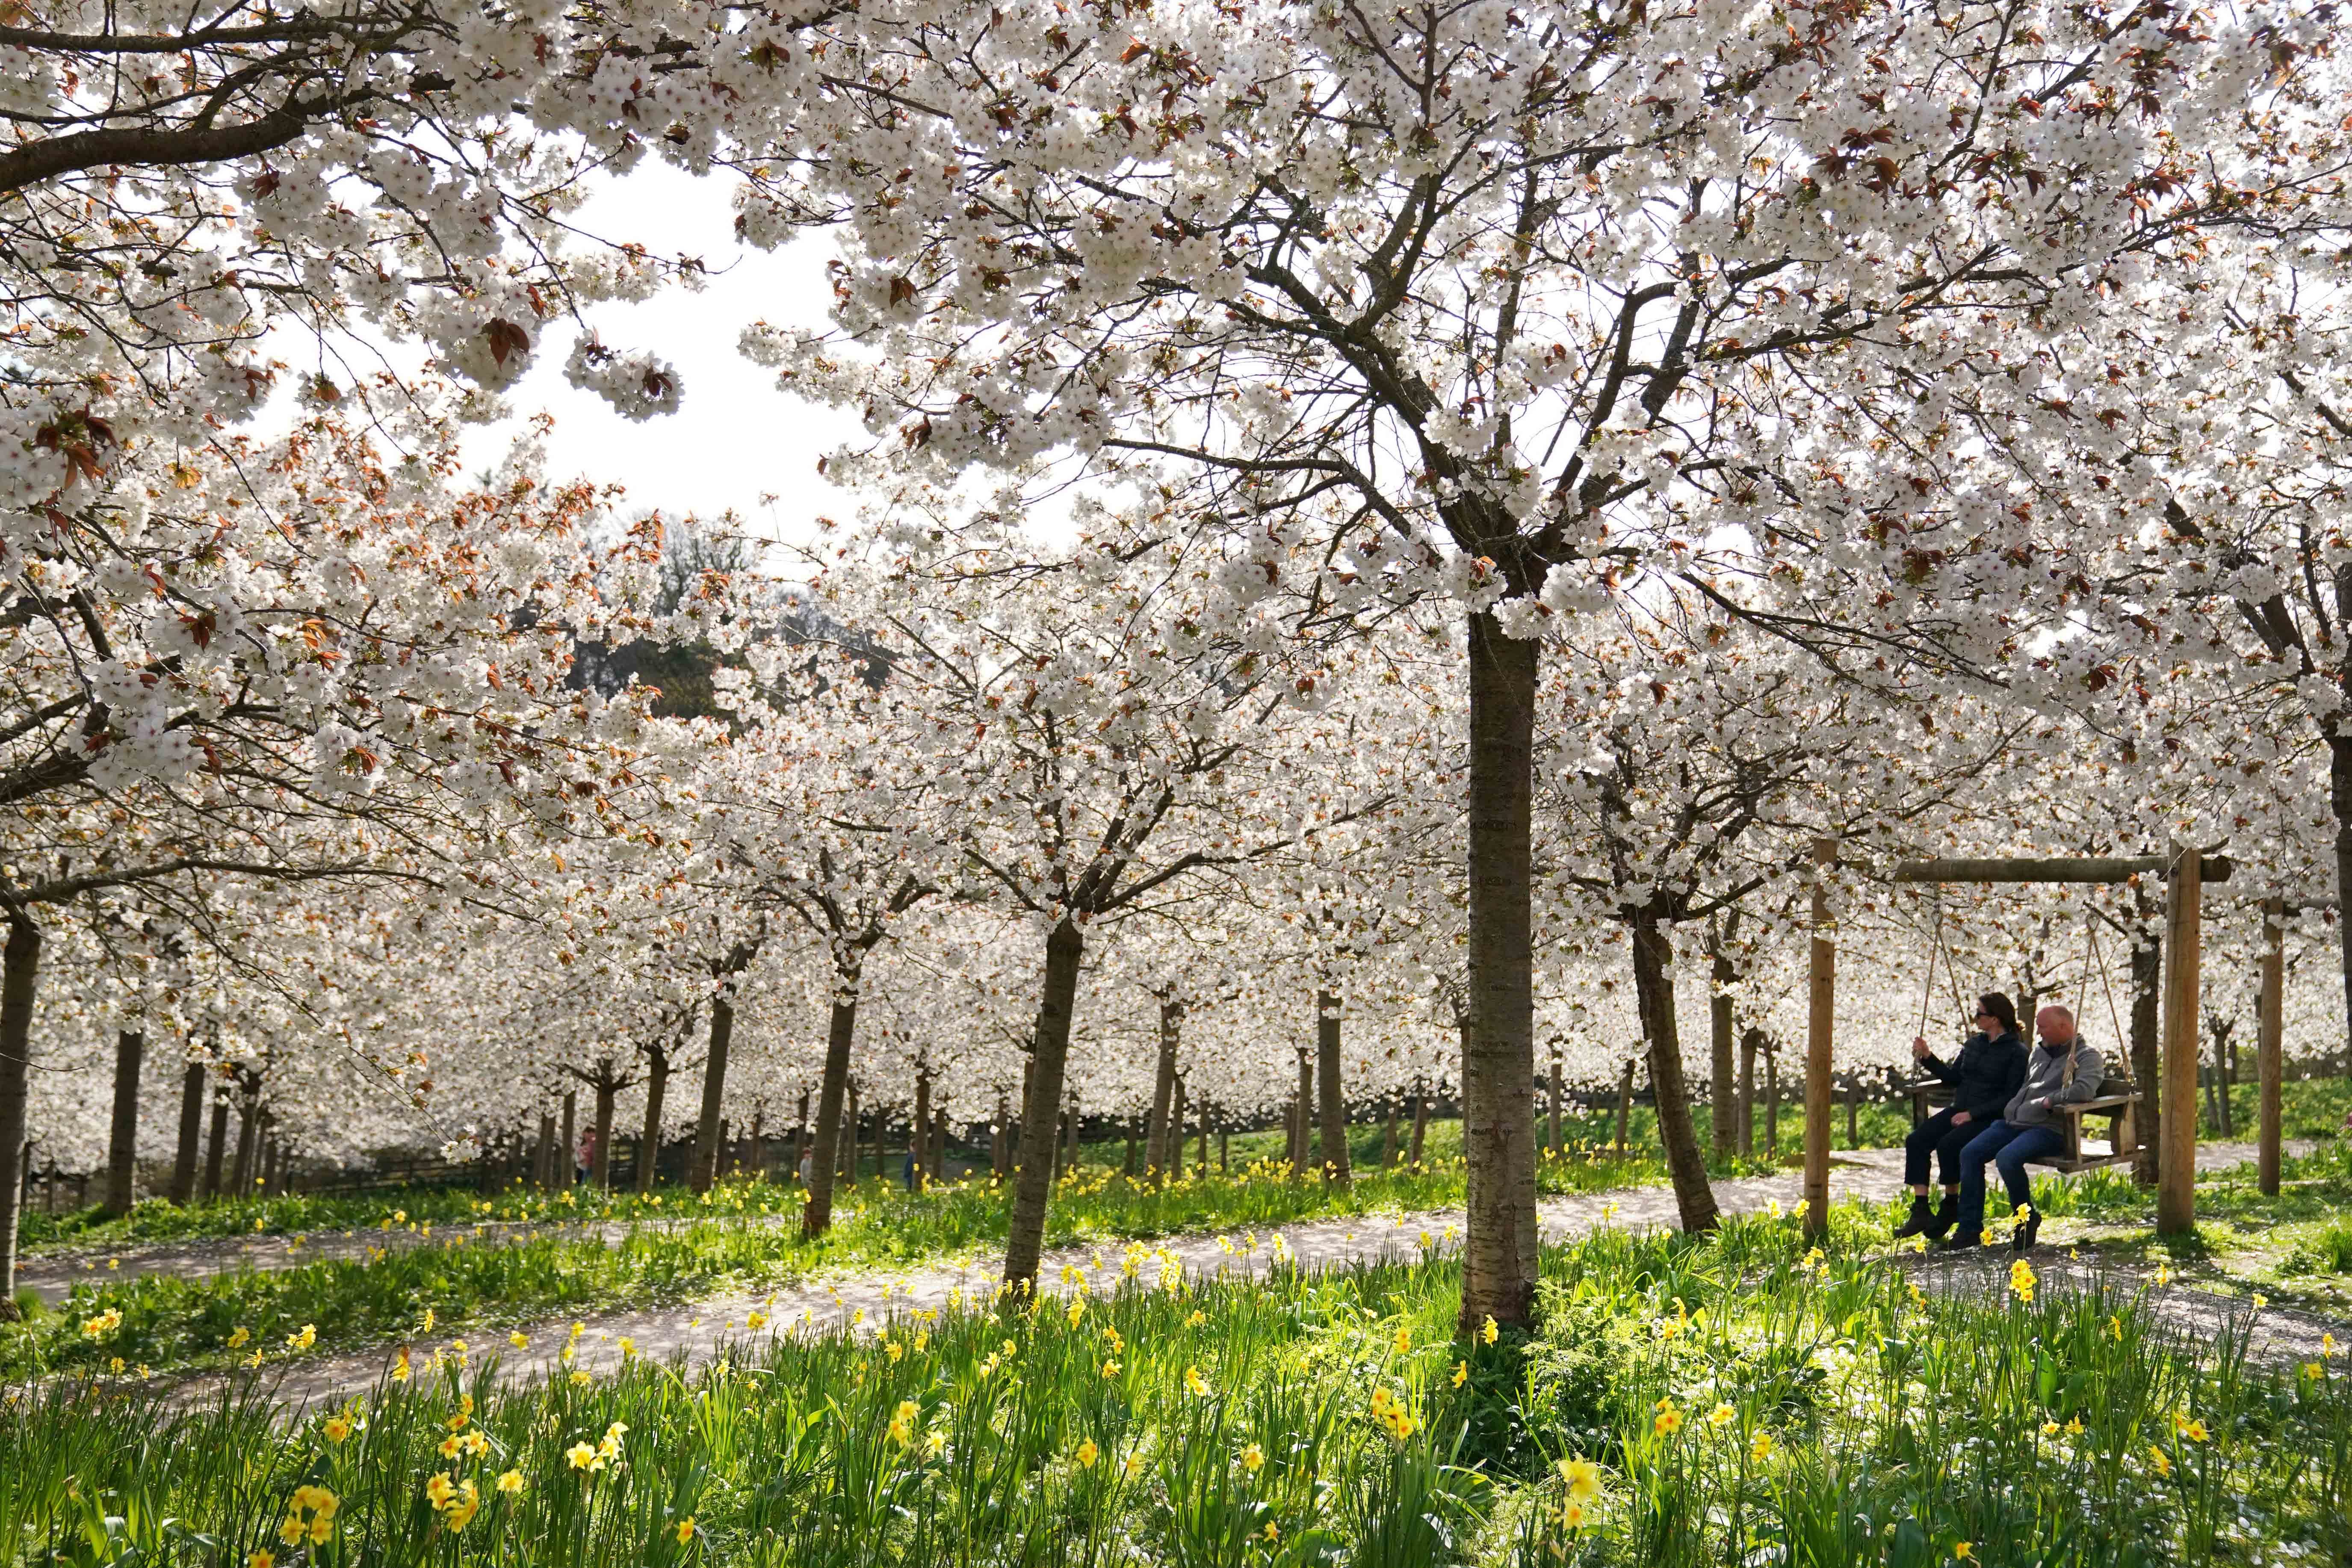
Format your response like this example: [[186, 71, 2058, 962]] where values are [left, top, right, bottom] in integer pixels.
[[1004, 916, 1084, 1289], [230, 1093, 260, 1196], [1765, 1048, 1780, 1155], [638, 1049, 671, 1194], [1316, 989, 1350, 1187], [1381, 1098, 1399, 1168], [202, 1087, 230, 1201], [103, 1028, 146, 1217], [1409, 1079, 1429, 1165], [1709, 914, 1740, 1154], [0, 915, 40, 1314], [590, 1063, 617, 1191], [692, 994, 735, 1193], [533, 1111, 554, 1191], [1459, 616, 1540, 1336], [2130, 924, 2163, 1187], [1124, 1115, 1138, 1176], [2259, 897, 2285, 1197], [1170, 1076, 1187, 1177], [170, 1058, 206, 1205], [1146, 997, 1181, 1183]]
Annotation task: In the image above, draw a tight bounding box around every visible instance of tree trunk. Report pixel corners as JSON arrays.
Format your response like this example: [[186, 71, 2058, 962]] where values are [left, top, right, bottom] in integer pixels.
[[1316, 990, 1351, 1188], [591, 1061, 617, 1190], [793, 1088, 811, 1185], [843, 1081, 860, 1188], [1458, 614, 1540, 1335], [913, 1068, 932, 1195], [2259, 897, 2285, 1197], [1146, 997, 1181, 1184], [203, 1087, 230, 1201], [1063, 1091, 1082, 1172], [103, 1028, 146, 1217], [1409, 1080, 1429, 1165], [533, 1112, 554, 1192], [1615, 1058, 1633, 1153], [1123, 1116, 1138, 1176], [559, 1090, 576, 1189], [1765, 1048, 1780, 1155], [1170, 1076, 1187, 1178], [2130, 923, 2163, 1187], [991, 1093, 1009, 1177], [1004, 916, 1084, 1289], [638, 1048, 671, 1195], [2331, 734, 2352, 1072], [230, 1093, 260, 1196], [1709, 913, 1740, 1154], [1803, 838, 1836, 1243], [0, 915, 41, 1314], [692, 993, 736, 1193], [170, 1058, 206, 1205], [1738, 1028, 1759, 1156], [1381, 1098, 1399, 1169], [1546, 1054, 1563, 1157]]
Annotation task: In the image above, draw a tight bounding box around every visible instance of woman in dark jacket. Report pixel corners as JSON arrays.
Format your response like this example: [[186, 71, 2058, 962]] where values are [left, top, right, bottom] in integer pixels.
[[1893, 993, 2029, 1241]]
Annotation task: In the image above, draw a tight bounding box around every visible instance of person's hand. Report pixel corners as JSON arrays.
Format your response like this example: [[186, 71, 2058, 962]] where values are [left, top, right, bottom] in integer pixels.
[[1911, 1036, 1931, 1060], [1951, 1110, 1972, 1126]]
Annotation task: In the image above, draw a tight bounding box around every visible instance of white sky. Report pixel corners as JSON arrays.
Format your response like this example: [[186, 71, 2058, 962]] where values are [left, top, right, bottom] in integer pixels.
[[458, 164, 867, 549]]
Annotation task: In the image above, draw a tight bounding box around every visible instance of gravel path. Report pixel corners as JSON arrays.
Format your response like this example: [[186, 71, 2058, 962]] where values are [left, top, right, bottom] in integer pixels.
[[124, 1139, 2327, 1412]]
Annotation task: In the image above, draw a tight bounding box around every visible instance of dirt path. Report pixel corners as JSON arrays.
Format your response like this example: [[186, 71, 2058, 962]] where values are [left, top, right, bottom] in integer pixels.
[[143, 1140, 2327, 1411]]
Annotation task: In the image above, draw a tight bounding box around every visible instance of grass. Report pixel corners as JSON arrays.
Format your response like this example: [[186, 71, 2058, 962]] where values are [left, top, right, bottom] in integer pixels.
[[5, 1202, 2346, 1566], [6, 1146, 1746, 1380]]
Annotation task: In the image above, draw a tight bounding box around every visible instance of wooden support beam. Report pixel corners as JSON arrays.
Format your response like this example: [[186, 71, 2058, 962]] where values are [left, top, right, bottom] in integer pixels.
[[2258, 897, 2285, 1198], [2157, 850, 2204, 1235], [1892, 856, 2232, 885], [1804, 837, 1836, 1243]]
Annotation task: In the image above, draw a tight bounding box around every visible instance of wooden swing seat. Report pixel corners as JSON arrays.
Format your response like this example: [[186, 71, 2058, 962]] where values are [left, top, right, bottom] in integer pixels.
[[1904, 1075, 2142, 1173]]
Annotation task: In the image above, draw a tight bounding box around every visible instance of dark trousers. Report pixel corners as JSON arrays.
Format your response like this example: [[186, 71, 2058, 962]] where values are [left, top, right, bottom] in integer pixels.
[[1903, 1107, 1977, 1188], [1956, 1119, 2067, 1239]]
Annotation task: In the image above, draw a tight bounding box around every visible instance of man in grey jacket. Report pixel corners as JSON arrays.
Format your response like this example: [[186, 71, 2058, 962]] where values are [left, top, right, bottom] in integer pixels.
[[1942, 1006, 2106, 1254]]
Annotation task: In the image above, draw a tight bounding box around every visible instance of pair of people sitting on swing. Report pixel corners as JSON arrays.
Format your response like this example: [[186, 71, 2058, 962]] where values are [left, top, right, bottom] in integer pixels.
[[1895, 992, 2104, 1252]]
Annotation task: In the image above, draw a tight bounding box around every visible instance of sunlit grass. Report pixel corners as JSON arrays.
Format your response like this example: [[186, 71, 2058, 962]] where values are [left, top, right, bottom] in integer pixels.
[[6, 1202, 2346, 1566]]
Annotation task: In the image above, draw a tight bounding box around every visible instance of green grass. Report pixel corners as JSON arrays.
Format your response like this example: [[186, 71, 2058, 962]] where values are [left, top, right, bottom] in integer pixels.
[[7, 1150, 1711, 1380], [6, 1202, 2346, 1566]]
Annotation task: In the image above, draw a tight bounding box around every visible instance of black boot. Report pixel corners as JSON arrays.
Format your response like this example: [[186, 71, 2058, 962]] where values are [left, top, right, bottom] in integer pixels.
[[2012, 1207, 2042, 1253], [1919, 1193, 1959, 1241], [1893, 1195, 1937, 1238], [1935, 1220, 1982, 1252]]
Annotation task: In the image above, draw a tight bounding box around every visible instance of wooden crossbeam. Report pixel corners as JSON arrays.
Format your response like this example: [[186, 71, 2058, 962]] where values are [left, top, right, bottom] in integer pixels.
[[1891, 856, 2232, 886]]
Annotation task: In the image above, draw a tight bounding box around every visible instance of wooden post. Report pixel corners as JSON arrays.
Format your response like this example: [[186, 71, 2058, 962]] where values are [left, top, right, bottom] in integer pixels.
[[2157, 848, 2203, 1236], [1804, 837, 1837, 1242], [2259, 897, 2285, 1197]]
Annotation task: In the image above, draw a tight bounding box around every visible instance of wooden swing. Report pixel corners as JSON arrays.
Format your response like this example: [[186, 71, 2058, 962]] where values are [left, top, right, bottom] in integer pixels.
[[1898, 898, 2142, 1174]]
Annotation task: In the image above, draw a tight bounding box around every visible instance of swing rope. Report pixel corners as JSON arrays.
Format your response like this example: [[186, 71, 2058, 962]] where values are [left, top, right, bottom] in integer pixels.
[[2085, 912, 2129, 1090]]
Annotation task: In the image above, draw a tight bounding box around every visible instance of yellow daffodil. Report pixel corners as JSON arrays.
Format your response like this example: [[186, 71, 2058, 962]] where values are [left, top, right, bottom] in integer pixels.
[[1707, 1403, 1737, 1430], [1751, 1431, 1775, 1463], [566, 1442, 598, 1471], [1392, 1326, 1412, 1354], [227, 1326, 251, 1350], [1481, 1315, 1499, 1346], [1451, 1359, 1469, 1388], [675, 1517, 696, 1544], [1240, 1442, 1265, 1473], [1956, 1544, 1975, 1561], [1557, 1456, 1601, 1500], [425, 1472, 458, 1508], [1184, 1364, 1210, 1397], [509, 1331, 529, 1349], [1076, 1438, 1099, 1469], [496, 1470, 525, 1494], [1653, 1401, 1683, 1436], [2147, 1445, 2172, 1477], [1124, 1450, 1146, 1479]]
